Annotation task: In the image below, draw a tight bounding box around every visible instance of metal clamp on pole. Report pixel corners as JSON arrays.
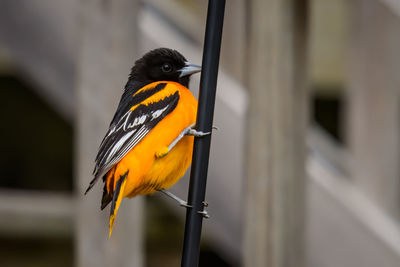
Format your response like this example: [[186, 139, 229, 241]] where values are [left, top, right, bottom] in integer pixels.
[[181, 0, 226, 267]]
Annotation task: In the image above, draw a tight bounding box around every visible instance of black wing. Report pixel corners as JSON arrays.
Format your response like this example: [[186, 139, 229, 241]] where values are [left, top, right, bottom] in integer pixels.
[[85, 85, 180, 194]]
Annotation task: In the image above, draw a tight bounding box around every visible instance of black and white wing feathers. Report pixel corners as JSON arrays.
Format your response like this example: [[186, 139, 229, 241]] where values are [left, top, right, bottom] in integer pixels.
[[85, 85, 179, 194]]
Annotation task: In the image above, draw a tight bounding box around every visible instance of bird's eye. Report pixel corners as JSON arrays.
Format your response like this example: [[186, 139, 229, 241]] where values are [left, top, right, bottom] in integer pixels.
[[161, 63, 172, 73]]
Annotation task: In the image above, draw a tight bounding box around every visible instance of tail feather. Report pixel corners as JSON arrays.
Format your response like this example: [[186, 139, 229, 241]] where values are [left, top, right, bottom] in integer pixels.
[[102, 167, 116, 209], [84, 175, 99, 195], [109, 171, 129, 237], [101, 182, 112, 210]]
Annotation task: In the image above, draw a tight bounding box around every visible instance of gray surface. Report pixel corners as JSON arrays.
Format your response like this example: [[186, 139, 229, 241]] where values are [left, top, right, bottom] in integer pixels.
[[348, 0, 400, 220], [0, 190, 73, 237], [243, 0, 308, 266], [74, 1, 143, 267], [0, 0, 78, 121], [307, 158, 400, 267]]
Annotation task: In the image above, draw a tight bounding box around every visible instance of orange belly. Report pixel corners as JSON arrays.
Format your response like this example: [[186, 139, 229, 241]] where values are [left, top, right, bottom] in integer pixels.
[[106, 82, 197, 198]]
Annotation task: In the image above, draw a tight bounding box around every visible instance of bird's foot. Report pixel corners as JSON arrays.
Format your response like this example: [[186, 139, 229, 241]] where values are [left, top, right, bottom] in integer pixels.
[[196, 201, 210, 218], [155, 146, 169, 158], [197, 209, 210, 219], [187, 127, 211, 137], [159, 189, 192, 208]]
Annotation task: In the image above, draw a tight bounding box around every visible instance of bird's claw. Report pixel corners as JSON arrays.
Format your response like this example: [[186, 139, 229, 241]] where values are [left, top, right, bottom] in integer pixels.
[[179, 201, 192, 208], [186, 123, 219, 137], [197, 209, 210, 219], [187, 128, 211, 137], [155, 146, 169, 158], [197, 201, 209, 218]]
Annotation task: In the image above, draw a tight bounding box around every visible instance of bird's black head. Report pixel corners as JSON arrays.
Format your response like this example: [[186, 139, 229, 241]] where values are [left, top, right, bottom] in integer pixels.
[[129, 48, 201, 88]]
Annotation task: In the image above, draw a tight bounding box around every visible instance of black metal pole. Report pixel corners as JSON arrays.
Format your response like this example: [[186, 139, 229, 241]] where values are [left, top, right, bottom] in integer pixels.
[[181, 1, 225, 267]]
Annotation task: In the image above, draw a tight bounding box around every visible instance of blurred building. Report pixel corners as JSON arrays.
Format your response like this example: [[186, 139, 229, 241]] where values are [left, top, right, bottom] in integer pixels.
[[0, 0, 399, 267]]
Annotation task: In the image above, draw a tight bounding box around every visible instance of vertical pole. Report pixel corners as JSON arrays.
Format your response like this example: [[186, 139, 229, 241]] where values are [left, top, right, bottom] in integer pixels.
[[244, 0, 309, 266], [348, 0, 400, 220], [181, 1, 225, 267]]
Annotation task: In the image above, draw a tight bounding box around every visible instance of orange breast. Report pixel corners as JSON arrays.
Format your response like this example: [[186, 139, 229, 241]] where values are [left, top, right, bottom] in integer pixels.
[[107, 82, 197, 198]]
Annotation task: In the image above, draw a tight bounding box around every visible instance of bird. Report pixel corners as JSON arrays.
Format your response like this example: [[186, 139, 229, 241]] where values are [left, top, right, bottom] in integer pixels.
[[84, 48, 205, 236]]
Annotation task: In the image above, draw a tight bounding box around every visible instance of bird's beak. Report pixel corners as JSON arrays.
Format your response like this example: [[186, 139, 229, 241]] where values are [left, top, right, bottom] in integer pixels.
[[179, 61, 202, 77]]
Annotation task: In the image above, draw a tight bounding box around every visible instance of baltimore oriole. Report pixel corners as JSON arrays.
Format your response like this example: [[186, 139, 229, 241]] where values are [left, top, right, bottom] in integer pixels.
[[84, 48, 205, 236]]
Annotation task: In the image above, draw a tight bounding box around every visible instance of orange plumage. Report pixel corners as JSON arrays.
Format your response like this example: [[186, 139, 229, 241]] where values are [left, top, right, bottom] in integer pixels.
[[106, 82, 197, 234], [84, 48, 201, 236]]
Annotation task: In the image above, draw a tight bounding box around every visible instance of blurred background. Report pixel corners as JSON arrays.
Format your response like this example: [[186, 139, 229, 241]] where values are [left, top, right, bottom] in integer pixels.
[[0, 0, 399, 266]]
